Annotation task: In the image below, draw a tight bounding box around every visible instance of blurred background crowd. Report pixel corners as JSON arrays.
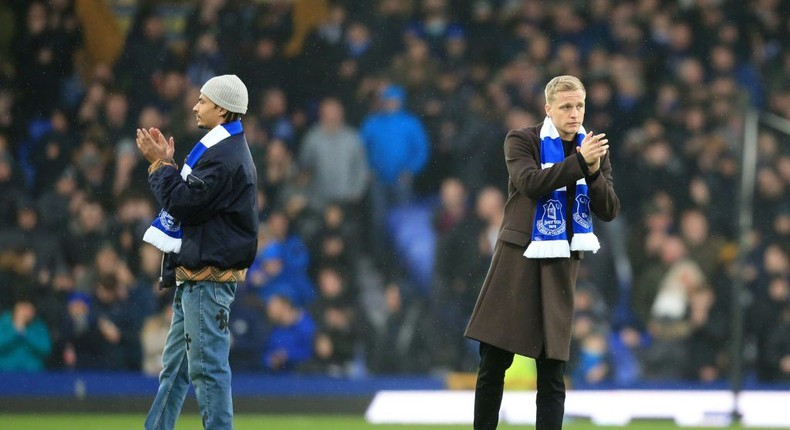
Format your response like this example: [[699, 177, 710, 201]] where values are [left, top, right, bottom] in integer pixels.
[[0, 0, 788, 388]]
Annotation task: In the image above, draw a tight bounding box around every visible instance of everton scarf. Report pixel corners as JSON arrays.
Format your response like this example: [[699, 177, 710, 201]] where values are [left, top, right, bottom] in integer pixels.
[[143, 120, 244, 253], [523, 118, 600, 259]]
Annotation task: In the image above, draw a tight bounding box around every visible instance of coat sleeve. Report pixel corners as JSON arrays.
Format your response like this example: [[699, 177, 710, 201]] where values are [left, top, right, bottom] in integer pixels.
[[406, 117, 430, 175], [25, 320, 52, 357], [350, 133, 370, 198], [298, 131, 317, 172], [149, 155, 232, 225], [586, 151, 620, 221], [505, 128, 586, 199]]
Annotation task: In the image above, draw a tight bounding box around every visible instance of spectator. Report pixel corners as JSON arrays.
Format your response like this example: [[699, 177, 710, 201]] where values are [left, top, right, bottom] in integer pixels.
[[308, 203, 358, 279], [0, 247, 41, 313], [228, 291, 267, 372], [36, 167, 78, 232], [13, 1, 77, 119], [186, 32, 225, 87], [74, 243, 134, 297], [339, 21, 383, 92], [183, 0, 243, 62], [258, 88, 296, 149], [678, 208, 726, 281], [306, 265, 359, 376], [64, 199, 112, 273], [764, 305, 790, 382], [131, 242, 163, 316], [248, 211, 315, 307], [299, 2, 348, 101], [72, 136, 113, 209], [641, 236, 707, 380], [0, 151, 25, 228], [389, 38, 439, 95], [0, 199, 64, 278], [0, 297, 51, 372], [432, 177, 468, 236], [570, 329, 611, 387], [111, 193, 154, 272], [239, 36, 288, 100], [685, 285, 727, 382], [569, 283, 613, 386], [38, 265, 75, 369], [364, 281, 433, 374], [261, 294, 316, 372], [139, 295, 173, 377], [260, 138, 298, 207], [102, 92, 134, 149], [114, 8, 174, 110], [360, 84, 429, 262], [298, 97, 369, 212], [30, 109, 76, 196], [750, 274, 790, 382], [406, 0, 464, 57], [431, 184, 502, 370], [65, 275, 137, 370]]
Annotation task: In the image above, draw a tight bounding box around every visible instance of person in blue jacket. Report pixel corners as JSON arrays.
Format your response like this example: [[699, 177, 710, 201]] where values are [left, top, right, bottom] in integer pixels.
[[0, 297, 51, 372], [261, 293, 316, 372], [360, 84, 429, 263], [136, 74, 258, 430]]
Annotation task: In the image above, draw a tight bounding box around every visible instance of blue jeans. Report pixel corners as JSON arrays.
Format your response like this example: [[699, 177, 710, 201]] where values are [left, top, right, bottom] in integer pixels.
[[145, 281, 236, 430]]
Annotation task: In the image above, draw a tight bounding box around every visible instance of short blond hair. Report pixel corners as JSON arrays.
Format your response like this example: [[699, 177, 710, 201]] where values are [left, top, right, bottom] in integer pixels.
[[544, 75, 585, 104]]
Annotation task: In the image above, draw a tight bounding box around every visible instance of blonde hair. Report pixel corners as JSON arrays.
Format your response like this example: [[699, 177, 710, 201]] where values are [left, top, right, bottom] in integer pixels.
[[544, 75, 585, 104]]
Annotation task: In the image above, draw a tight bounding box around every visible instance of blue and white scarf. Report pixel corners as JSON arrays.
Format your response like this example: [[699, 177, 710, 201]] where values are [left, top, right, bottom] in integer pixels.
[[523, 118, 600, 259], [143, 120, 244, 253]]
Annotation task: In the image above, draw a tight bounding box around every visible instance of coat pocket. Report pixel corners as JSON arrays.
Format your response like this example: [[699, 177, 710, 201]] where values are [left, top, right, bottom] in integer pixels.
[[498, 228, 530, 246]]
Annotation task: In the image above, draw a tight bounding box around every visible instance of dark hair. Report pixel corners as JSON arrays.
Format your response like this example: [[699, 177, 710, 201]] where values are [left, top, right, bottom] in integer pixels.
[[223, 110, 242, 123]]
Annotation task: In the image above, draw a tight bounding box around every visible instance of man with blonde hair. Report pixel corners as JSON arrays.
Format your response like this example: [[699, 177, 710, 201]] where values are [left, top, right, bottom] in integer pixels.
[[465, 75, 620, 429]]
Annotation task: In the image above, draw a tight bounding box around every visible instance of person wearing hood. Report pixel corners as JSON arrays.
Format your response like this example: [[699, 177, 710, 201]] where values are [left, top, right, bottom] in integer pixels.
[[360, 84, 429, 265]]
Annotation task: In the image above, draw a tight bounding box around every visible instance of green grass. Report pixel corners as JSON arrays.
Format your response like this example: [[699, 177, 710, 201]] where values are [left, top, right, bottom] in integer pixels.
[[0, 415, 773, 430]]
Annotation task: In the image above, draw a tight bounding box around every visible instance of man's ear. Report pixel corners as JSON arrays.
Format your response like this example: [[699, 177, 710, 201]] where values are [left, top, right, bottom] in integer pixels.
[[544, 103, 551, 117], [217, 106, 228, 118]]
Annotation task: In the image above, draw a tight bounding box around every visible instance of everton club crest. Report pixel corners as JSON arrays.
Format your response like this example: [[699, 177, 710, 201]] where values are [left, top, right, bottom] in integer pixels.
[[537, 199, 566, 236], [573, 194, 591, 229], [159, 210, 181, 233]]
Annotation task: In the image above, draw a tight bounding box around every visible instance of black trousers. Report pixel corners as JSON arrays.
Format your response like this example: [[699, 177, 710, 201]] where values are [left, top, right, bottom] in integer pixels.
[[473, 342, 566, 430]]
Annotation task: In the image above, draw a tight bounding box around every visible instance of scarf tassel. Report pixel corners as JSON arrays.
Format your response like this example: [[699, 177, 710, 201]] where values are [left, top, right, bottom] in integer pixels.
[[143, 227, 182, 254], [570, 232, 600, 254], [524, 240, 571, 258]]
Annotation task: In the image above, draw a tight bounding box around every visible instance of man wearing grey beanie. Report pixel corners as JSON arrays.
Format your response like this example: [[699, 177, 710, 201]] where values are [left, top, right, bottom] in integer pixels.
[[136, 74, 257, 430]]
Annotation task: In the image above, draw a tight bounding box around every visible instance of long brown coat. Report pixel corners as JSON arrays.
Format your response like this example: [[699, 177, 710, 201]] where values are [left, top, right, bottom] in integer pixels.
[[464, 123, 620, 361]]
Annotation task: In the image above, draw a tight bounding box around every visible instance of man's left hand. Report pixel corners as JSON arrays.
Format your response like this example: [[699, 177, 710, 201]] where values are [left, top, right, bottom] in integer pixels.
[[137, 127, 175, 163]]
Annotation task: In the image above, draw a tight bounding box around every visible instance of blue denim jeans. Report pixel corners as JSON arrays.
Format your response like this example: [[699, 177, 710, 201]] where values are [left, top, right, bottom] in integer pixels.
[[145, 281, 236, 430]]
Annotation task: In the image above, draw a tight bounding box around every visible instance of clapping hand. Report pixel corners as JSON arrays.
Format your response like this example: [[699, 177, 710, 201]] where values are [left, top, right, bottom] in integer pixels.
[[577, 131, 608, 174], [136, 127, 175, 163]]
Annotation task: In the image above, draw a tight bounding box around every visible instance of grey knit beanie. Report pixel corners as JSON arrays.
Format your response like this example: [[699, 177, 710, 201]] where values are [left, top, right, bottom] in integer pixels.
[[200, 75, 248, 114]]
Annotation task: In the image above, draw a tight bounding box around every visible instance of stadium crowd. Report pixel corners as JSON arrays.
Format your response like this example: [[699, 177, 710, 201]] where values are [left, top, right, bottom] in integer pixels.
[[0, 0, 788, 388]]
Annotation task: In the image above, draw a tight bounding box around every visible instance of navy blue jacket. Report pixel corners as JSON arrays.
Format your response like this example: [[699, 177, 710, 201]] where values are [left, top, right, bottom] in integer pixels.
[[149, 125, 258, 272]]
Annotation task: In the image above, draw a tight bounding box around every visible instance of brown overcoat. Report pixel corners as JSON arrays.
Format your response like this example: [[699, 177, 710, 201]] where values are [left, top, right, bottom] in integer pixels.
[[464, 123, 620, 361]]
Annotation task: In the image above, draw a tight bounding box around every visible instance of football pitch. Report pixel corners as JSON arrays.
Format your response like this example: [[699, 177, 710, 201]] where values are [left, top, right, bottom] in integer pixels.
[[0, 414, 771, 429]]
